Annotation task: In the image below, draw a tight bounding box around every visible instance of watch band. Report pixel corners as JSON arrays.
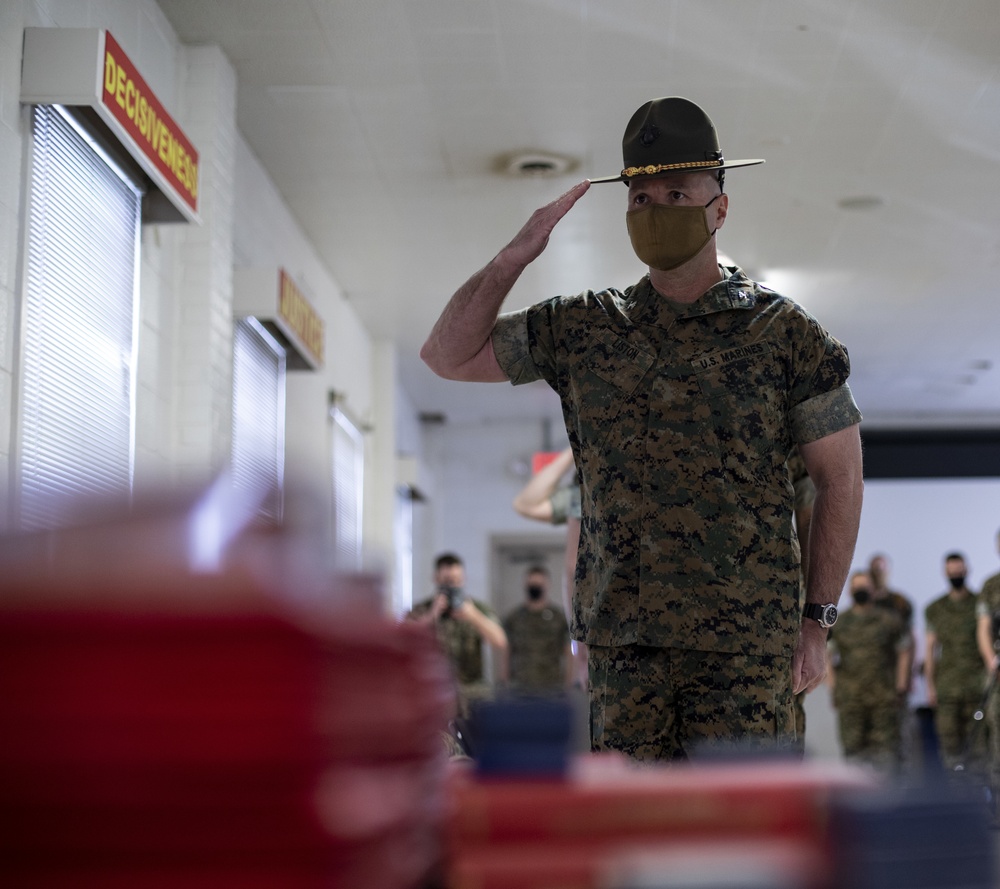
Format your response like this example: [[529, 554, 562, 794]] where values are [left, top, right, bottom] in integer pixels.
[[803, 602, 838, 628]]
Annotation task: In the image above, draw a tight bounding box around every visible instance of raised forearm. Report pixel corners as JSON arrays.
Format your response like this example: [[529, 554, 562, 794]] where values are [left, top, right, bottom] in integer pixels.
[[513, 447, 575, 520], [457, 601, 508, 652], [420, 180, 590, 381], [419, 254, 524, 381]]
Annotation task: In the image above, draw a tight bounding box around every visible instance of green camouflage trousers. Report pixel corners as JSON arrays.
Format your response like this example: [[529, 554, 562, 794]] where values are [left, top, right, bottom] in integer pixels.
[[935, 688, 987, 775], [588, 644, 795, 762], [834, 689, 901, 771]]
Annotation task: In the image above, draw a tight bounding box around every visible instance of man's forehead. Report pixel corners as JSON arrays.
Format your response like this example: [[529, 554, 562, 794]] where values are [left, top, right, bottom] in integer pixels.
[[627, 171, 715, 191]]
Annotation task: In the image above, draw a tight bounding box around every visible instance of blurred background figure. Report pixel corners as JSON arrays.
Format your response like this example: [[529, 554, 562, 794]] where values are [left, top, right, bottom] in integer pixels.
[[827, 571, 911, 772], [512, 447, 587, 686], [925, 552, 984, 776], [408, 552, 507, 721], [867, 552, 916, 768], [501, 564, 572, 695], [975, 527, 1000, 811]]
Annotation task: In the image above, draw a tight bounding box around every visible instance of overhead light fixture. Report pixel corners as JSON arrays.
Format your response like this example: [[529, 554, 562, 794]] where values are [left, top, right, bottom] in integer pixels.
[[500, 151, 577, 178]]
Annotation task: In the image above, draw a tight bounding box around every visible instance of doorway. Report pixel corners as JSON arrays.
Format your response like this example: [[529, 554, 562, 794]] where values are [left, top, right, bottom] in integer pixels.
[[490, 531, 569, 623]]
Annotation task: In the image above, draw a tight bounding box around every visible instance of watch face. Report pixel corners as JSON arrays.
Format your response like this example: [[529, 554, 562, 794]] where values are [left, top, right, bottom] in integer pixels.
[[822, 605, 838, 627]]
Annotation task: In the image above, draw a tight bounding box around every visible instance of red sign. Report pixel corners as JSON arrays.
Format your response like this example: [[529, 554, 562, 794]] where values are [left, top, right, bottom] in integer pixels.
[[531, 451, 564, 474], [279, 270, 325, 367], [101, 32, 199, 213]]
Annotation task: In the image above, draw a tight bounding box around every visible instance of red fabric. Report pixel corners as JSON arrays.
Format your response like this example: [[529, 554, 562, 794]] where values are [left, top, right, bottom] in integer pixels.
[[0, 606, 453, 888]]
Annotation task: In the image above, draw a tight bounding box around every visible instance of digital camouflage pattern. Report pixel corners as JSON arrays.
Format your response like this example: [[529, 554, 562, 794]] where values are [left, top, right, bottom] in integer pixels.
[[925, 590, 985, 770], [502, 603, 570, 692], [875, 590, 914, 628], [786, 446, 816, 518], [926, 591, 983, 695], [588, 644, 795, 761], [786, 445, 814, 746], [409, 596, 499, 715], [977, 572, 1000, 795], [492, 267, 861, 657], [549, 484, 582, 524], [828, 606, 910, 768]]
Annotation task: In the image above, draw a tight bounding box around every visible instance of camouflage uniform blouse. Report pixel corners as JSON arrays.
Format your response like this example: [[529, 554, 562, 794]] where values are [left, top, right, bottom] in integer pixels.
[[925, 591, 983, 698], [975, 572, 1000, 652], [829, 607, 910, 706], [503, 604, 570, 692], [409, 597, 498, 685], [492, 267, 861, 657]]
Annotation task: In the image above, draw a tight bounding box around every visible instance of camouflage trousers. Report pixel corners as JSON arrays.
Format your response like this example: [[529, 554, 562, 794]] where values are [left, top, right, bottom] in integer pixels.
[[986, 677, 1000, 796], [934, 688, 987, 775], [587, 644, 795, 763], [834, 690, 901, 771], [792, 690, 807, 756]]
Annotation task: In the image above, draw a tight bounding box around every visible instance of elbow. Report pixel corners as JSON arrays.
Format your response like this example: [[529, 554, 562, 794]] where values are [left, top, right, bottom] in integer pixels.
[[419, 341, 447, 378], [420, 341, 466, 382]]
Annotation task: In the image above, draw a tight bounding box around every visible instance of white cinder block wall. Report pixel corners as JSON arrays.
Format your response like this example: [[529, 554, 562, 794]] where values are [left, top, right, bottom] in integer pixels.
[[0, 0, 405, 600], [173, 44, 237, 484]]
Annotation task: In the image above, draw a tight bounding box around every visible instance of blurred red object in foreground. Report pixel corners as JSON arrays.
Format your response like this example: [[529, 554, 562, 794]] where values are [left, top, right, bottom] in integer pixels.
[[0, 488, 454, 889]]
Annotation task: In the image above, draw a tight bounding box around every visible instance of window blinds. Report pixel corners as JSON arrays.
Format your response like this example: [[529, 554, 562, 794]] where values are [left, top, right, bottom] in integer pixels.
[[18, 105, 141, 530], [331, 406, 364, 571], [231, 317, 286, 524]]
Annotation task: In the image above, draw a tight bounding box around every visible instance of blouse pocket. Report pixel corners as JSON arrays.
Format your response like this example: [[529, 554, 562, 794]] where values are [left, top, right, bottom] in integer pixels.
[[569, 328, 654, 454], [693, 341, 787, 489]]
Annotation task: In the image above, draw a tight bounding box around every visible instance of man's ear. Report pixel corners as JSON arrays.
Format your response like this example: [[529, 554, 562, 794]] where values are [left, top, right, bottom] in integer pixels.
[[713, 193, 729, 230]]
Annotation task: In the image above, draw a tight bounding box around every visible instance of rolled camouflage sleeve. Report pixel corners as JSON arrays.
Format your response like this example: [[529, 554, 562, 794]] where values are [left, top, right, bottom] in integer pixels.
[[492, 309, 543, 385], [790, 383, 863, 444], [548, 487, 571, 525], [788, 323, 862, 444]]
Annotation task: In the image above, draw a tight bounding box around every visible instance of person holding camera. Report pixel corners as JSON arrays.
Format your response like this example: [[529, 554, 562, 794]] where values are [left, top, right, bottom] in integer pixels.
[[408, 552, 507, 719]]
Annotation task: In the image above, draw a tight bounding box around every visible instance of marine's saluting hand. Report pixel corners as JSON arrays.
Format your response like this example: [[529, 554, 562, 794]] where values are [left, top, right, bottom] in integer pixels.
[[495, 180, 591, 271]]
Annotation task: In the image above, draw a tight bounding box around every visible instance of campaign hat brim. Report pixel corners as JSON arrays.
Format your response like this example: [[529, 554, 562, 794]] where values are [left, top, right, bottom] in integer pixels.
[[590, 157, 764, 184]]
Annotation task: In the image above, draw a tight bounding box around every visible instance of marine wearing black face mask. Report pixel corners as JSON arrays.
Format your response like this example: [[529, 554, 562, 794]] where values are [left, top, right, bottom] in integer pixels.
[[851, 585, 872, 606]]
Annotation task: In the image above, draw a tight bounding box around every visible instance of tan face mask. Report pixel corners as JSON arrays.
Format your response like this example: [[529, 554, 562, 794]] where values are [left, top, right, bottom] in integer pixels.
[[626, 193, 721, 271]]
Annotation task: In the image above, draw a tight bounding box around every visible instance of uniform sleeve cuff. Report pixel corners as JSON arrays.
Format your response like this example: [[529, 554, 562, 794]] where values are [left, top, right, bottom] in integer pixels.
[[790, 383, 863, 444]]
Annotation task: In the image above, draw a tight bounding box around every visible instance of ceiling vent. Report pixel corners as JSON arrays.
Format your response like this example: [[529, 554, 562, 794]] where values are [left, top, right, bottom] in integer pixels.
[[837, 195, 884, 211], [501, 151, 577, 178]]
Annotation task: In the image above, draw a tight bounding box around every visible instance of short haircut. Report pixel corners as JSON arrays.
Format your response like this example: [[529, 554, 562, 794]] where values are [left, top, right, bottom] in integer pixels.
[[435, 552, 464, 571], [526, 564, 550, 578], [945, 551, 966, 563]]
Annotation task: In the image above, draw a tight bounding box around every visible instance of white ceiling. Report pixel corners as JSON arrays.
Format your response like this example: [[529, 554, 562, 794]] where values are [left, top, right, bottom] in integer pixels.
[[158, 0, 1000, 432]]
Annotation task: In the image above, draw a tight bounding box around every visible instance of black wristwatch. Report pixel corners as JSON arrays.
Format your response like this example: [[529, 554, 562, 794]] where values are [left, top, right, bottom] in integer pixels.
[[803, 603, 838, 629]]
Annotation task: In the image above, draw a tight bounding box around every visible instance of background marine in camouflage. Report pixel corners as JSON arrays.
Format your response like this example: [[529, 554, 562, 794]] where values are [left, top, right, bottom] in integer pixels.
[[501, 565, 572, 694], [828, 571, 911, 771], [925, 552, 984, 775]]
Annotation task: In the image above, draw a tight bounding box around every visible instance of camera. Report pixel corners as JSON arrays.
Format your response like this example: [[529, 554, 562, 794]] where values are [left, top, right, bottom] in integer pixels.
[[438, 584, 465, 617]]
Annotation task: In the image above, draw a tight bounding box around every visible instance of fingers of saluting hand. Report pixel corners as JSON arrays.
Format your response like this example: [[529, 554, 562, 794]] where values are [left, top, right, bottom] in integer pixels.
[[504, 180, 591, 265], [540, 180, 591, 224]]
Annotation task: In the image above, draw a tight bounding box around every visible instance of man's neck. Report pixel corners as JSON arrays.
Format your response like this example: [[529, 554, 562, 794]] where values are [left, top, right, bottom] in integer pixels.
[[648, 249, 725, 304]]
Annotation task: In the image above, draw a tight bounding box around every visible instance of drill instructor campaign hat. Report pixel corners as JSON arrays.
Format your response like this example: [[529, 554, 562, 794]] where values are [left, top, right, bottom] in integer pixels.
[[591, 96, 764, 184]]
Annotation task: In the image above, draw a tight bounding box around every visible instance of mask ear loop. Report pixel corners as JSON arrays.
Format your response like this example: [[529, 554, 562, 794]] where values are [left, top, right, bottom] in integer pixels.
[[704, 191, 723, 237]]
